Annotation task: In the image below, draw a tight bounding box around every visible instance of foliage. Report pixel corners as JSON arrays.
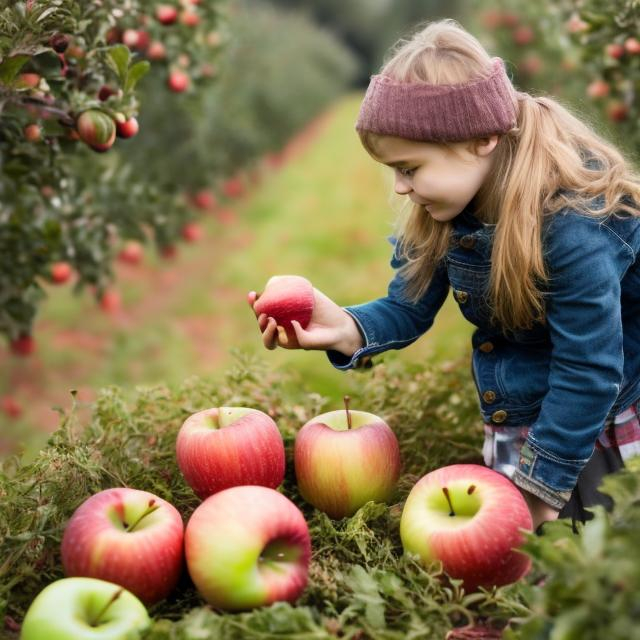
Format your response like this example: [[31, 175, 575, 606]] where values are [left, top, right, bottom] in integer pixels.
[[466, 0, 640, 160], [267, 0, 466, 82], [3, 351, 638, 638]]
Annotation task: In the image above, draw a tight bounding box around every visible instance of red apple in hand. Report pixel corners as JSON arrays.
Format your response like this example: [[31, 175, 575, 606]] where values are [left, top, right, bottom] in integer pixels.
[[61, 488, 184, 604], [185, 485, 311, 610], [254, 275, 314, 340], [400, 464, 533, 592], [294, 396, 401, 519], [176, 407, 285, 499]]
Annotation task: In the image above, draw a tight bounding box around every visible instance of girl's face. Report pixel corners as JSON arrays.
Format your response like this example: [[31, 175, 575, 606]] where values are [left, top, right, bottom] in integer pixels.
[[370, 135, 499, 222]]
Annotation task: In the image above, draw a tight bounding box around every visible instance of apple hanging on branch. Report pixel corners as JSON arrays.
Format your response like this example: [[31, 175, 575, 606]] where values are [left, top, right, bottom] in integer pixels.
[[400, 464, 533, 592], [176, 406, 286, 499], [185, 485, 312, 610], [61, 488, 185, 605], [294, 396, 401, 519], [20, 577, 150, 640]]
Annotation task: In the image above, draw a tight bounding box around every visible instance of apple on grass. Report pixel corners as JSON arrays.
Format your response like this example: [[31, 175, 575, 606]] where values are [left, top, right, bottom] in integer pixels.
[[400, 464, 533, 592], [185, 485, 311, 610], [176, 407, 285, 499], [254, 275, 314, 341], [61, 487, 184, 605], [294, 396, 401, 519], [20, 577, 149, 640]]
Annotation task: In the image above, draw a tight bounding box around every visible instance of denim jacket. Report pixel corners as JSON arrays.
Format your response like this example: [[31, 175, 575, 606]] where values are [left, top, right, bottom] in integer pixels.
[[326, 199, 640, 508]]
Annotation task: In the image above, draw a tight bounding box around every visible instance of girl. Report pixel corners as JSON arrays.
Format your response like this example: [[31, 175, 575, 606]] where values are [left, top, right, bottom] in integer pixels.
[[248, 19, 640, 530]]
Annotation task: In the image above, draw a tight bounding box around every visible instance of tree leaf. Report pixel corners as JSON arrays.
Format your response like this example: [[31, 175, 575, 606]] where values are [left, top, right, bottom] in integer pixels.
[[106, 44, 130, 82], [124, 60, 150, 92], [0, 54, 29, 84]]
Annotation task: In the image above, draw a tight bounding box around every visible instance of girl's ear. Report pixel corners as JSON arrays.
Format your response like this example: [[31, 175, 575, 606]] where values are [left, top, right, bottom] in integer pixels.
[[474, 135, 500, 157]]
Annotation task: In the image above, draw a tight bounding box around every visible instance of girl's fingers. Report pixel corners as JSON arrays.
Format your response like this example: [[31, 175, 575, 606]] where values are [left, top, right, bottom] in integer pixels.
[[258, 313, 269, 331], [262, 317, 278, 350]]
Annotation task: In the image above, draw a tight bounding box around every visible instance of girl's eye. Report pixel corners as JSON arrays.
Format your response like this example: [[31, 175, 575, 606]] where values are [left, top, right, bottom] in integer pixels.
[[397, 167, 416, 177]]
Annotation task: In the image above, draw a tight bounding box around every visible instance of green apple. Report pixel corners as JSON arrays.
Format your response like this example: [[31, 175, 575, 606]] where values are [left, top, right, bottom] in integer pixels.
[[20, 577, 150, 639]]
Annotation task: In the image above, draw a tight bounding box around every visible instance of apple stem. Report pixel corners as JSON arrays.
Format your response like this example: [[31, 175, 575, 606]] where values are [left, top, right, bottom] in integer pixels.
[[344, 395, 352, 430], [467, 484, 476, 495], [90, 587, 123, 627], [126, 499, 160, 532], [442, 487, 455, 517]]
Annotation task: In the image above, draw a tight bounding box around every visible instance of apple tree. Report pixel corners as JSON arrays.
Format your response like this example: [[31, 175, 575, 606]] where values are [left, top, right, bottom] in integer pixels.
[[0, 0, 226, 351]]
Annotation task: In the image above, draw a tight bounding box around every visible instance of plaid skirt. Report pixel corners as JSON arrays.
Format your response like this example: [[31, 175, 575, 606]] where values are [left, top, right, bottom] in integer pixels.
[[483, 398, 640, 524]]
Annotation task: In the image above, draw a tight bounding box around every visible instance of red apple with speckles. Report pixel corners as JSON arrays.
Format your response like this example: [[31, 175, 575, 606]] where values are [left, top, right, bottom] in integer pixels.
[[116, 117, 139, 139], [400, 464, 533, 592], [23, 124, 41, 142], [294, 397, 401, 519], [181, 222, 202, 242], [99, 289, 121, 313], [185, 486, 311, 610], [61, 488, 184, 605], [118, 241, 143, 265], [254, 275, 314, 341], [625, 37, 640, 55], [606, 43, 625, 60], [512, 25, 534, 46], [167, 70, 190, 92], [587, 80, 610, 99], [51, 261, 73, 284], [155, 4, 178, 25], [176, 407, 285, 499]]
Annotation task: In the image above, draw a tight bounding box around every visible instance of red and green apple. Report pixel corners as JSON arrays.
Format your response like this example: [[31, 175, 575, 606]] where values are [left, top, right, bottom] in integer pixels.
[[294, 397, 401, 519], [185, 485, 311, 610], [400, 464, 533, 591], [61, 487, 184, 604]]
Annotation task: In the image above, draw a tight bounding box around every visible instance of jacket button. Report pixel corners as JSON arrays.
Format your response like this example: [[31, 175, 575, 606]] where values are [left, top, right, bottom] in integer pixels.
[[454, 290, 468, 303], [483, 390, 496, 403], [491, 409, 508, 423], [459, 235, 476, 249], [479, 341, 494, 353]]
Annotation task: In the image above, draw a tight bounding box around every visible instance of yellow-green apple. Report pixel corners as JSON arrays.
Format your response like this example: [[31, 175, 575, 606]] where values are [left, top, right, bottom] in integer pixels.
[[185, 485, 311, 610], [254, 275, 314, 340], [176, 407, 285, 499], [294, 397, 401, 518], [61, 488, 184, 604], [400, 464, 533, 591], [20, 577, 150, 640]]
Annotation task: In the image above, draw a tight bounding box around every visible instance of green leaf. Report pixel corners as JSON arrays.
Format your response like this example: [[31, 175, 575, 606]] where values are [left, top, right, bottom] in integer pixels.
[[0, 55, 29, 84], [124, 60, 150, 93], [106, 44, 130, 83]]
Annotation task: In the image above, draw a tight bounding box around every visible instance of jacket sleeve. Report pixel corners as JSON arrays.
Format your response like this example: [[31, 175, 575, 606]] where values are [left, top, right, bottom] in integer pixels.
[[326, 236, 450, 370], [512, 211, 635, 509]]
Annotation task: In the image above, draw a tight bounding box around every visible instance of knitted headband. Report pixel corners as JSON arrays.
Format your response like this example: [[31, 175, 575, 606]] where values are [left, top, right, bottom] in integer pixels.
[[355, 57, 522, 143]]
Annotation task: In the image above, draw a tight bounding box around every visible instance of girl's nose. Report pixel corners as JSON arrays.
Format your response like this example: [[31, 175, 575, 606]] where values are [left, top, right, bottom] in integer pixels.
[[394, 174, 412, 195]]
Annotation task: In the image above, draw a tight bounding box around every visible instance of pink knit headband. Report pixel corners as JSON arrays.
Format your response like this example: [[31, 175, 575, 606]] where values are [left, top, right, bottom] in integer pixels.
[[356, 57, 522, 143]]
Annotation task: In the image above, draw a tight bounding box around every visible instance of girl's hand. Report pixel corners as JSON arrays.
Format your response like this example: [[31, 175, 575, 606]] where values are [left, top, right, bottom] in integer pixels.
[[247, 283, 364, 355], [519, 488, 560, 531]]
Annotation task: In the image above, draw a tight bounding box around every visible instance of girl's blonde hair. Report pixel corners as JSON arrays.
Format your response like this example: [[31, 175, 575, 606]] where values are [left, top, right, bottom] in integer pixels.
[[359, 18, 640, 334]]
